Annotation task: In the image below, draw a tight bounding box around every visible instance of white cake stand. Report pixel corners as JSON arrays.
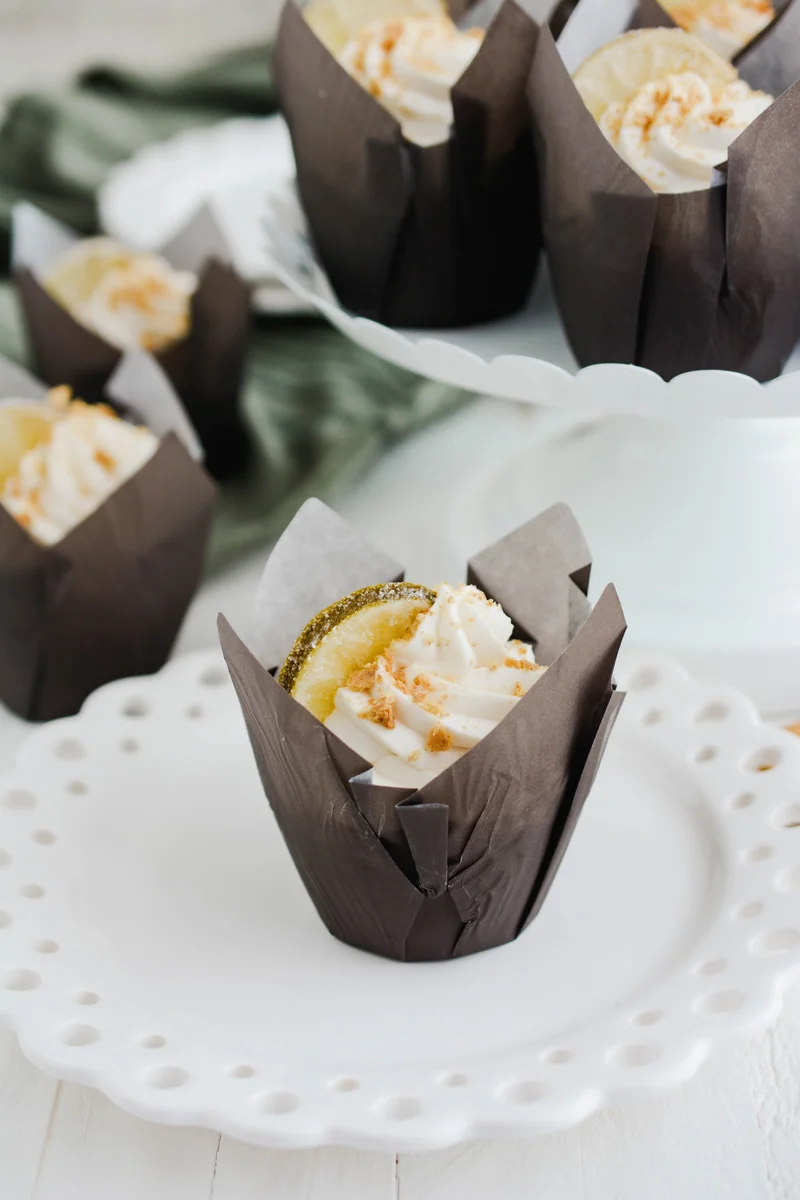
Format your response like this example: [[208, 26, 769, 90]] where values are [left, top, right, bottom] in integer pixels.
[[265, 194, 800, 712]]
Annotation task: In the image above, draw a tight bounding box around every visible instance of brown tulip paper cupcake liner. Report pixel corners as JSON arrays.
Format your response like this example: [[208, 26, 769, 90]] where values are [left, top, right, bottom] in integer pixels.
[[219, 498, 626, 963], [530, 0, 800, 379], [0, 351, 217, 722], [275, 0, 541, 327], [11, 203, 251, 478]]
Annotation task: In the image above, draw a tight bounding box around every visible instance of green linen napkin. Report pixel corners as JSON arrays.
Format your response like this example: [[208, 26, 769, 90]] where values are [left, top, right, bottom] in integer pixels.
[[0, 43, 467, 572]]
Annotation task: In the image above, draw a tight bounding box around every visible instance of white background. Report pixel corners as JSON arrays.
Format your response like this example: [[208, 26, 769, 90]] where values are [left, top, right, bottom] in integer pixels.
[[1, 1, 800, 1195]]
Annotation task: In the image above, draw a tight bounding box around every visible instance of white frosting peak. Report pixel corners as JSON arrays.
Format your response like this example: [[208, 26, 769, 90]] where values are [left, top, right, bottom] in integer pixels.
[[599, 71, 772, 193], [338, 15, 484, 147], [1, 398, 158, 545], [324, 583, 545, 788]]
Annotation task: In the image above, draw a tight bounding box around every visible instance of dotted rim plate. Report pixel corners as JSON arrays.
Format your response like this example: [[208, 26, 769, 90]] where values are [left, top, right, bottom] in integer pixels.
[[0, 649, 799, 1151]]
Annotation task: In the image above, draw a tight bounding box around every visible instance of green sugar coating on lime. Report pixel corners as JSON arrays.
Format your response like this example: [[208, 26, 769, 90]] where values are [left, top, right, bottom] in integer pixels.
[[277, 582, 437, 695]]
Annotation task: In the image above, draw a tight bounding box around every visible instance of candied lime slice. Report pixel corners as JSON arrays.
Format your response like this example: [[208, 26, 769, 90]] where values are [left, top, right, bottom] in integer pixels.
[[0, 404, 55, 489], [278, 582, 436, 722], [573, 27, 737, 120], [304, 0, 446, 54]]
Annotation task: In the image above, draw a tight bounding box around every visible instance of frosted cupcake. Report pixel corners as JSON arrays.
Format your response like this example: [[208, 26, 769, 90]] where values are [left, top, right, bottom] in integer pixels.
[[44, 239, 196, 354], [1, 389, 158, 545], [528, 6, 800, 379], [279, 580, 547, 787], [0, 356, 216, 721], [337, 13, 484, 146], [12, 204, 251, 478], [220, 499, 626, 962], [623, 0, 779, 57], [575, 29, 773, 192], [275, 0, 541, 327]]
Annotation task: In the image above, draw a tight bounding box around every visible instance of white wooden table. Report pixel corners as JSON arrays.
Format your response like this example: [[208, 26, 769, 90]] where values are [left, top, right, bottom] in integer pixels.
[[1, 398, 800, 1198]]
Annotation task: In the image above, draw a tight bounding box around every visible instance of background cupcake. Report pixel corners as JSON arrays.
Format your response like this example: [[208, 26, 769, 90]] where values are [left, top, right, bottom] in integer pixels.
[[220, 498, 626, 962], [12, 202, 251, 479], [627, 0, 800, 95], [530, 0, 800, 379], [275, 0, 541, 327], [0, 351, 216, 722]]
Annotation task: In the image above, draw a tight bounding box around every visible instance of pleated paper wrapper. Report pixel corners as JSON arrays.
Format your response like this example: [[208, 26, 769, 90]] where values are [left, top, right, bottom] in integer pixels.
[[219, 498, 626, 962], [12, 203, 251, 478], [0, 352, 217, 722], [275, 0, 542, 328], [531, 0, 800, 379]]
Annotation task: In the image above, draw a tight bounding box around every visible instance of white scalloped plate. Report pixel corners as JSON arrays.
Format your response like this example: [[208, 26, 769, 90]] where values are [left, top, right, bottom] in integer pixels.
[[0, 649, 799, 1151], [264, 189, 800, 417]]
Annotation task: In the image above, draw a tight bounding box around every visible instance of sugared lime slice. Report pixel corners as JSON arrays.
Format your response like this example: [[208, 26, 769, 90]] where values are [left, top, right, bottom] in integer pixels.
[[44, 237, 136, 311], [278, 582, 436, 721], [304, 0, 446, 55], [0, 404, 55, 489], [573, 27, 737, 120]]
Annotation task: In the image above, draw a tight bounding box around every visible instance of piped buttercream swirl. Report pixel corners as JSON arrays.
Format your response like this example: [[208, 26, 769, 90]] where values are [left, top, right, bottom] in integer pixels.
[[338, 14, 483, 146], [324, 582, 545, 787], [599, 70, 772, 192]]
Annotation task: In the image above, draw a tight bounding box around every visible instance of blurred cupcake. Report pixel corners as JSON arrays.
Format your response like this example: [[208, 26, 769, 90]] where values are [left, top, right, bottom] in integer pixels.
[[0, 353, 216, 722], [657, 0, 776, 58], [219, 499, 626, 962], [628, 0, 800, 102], [45, 238, 196, 354], [575, 29, 772, 192], [12, 204, 251, 479], [529, 7, 800, 379], [275, 0, 541, 327]]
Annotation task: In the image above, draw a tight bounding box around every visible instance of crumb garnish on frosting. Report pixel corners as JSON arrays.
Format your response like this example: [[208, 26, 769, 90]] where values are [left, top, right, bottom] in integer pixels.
[[361, 696, 396, 729], [346, 663, 378, 692], [426, 725, 453, 753]]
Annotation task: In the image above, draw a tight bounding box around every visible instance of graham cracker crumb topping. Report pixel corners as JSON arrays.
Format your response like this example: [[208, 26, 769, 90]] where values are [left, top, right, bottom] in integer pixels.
[[425, 726, 453, 753], [346, 662, 377, 692], [360, 697, 396, 729]]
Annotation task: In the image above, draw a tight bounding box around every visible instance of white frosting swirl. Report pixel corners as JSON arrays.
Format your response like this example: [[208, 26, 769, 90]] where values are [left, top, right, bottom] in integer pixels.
[[338, 15, 484, 147], [76, 254, 196, 353], [324, 583, 545, 788], [1, 398, 158, 545], [669, 1, 775, 59], [599, 71, 772, 193]]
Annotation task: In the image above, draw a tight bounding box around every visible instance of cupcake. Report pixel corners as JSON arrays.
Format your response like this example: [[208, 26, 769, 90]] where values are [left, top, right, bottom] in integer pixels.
[[653, 0, 776, 58], [627, 0, 800, 95], [219, 498, 626, 962], [0, 352, 216, 722], [44, 238, 196, 354], [275, 0, 541, 327], [12, 203, 251, 479], [529, 5, 800, 379]]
